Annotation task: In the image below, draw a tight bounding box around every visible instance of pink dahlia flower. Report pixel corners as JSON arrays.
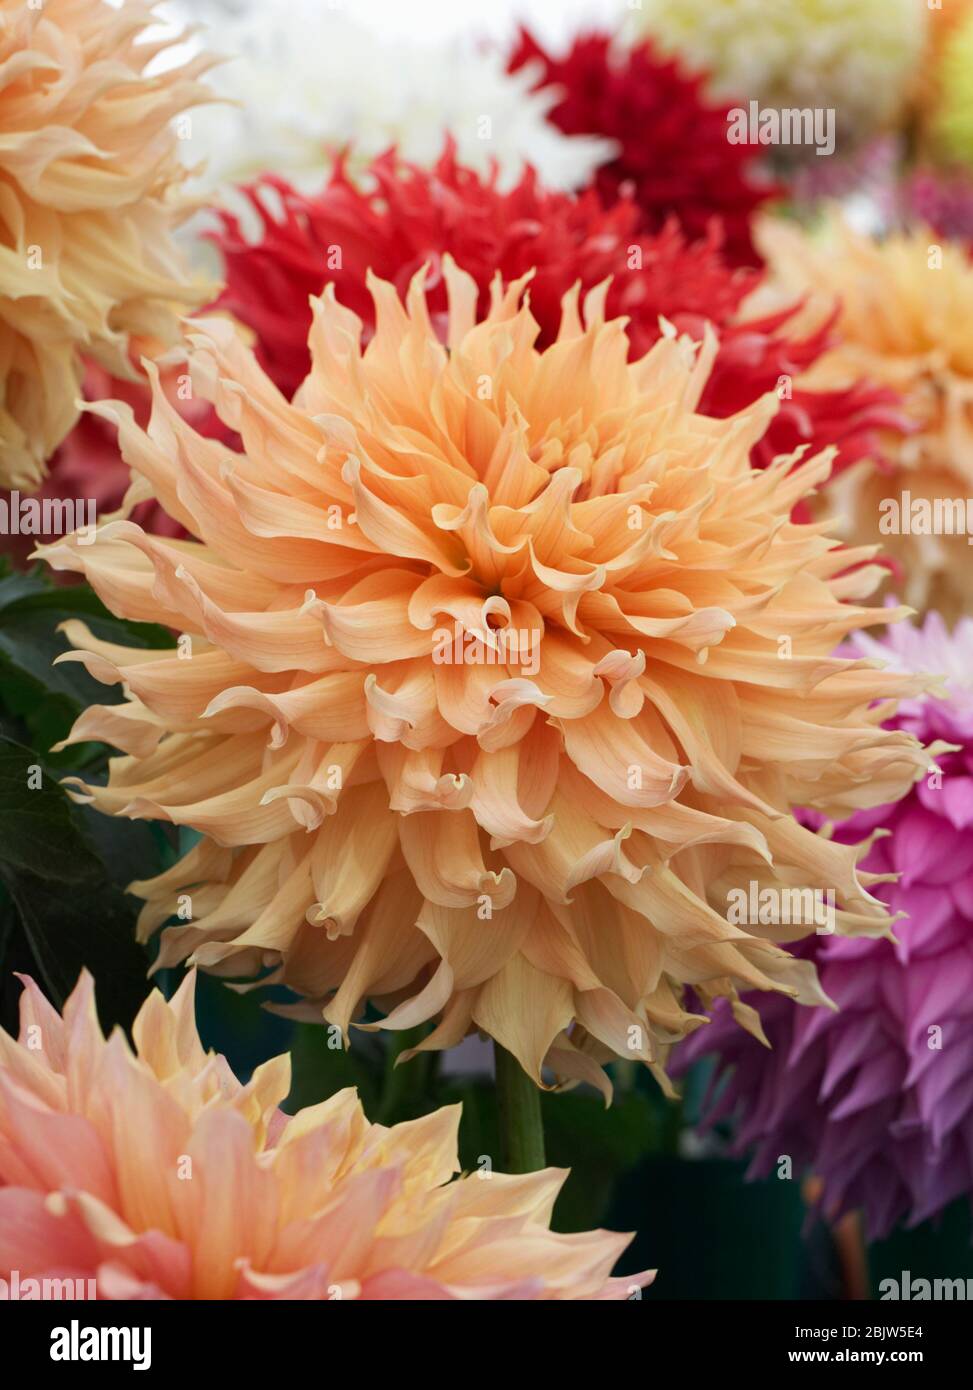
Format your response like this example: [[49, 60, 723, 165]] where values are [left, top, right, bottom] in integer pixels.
[[677, 611, 973, 1239], [0, 970, 653, 1299]]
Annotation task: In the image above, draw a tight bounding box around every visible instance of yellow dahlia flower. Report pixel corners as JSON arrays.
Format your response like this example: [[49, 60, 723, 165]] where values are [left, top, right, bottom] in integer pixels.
[[0, 971, 648, 1299], [0, 0, 215, 489], [748, 214, 973, 619], [41, 263, 931, 1092], [633, 0, 926, 157]]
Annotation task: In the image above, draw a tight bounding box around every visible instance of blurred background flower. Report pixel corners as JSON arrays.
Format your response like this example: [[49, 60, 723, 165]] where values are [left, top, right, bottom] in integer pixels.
[[632, 0, 927, 165], [746, 213, 973, 620], [173, 2, 613, 197]]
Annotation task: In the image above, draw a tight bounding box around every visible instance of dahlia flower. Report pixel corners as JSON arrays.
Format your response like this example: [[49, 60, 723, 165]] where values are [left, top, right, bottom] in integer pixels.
[[632, 0, 926, 159], [41, 263, 931, 1092], [177, 3, 611, 196], [0, 0, 216, 490], [678, 611, 973, 1241], [749, 213, 973, 619], [507, 29, 776, 267], [0, 970, 649, 1298], [211, 147, 901, 477]]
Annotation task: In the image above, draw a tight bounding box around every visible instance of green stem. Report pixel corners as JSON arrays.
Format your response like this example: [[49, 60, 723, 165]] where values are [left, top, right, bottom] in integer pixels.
[[378, 1025, 433, 1125], [494, 1042, 546, 1173]]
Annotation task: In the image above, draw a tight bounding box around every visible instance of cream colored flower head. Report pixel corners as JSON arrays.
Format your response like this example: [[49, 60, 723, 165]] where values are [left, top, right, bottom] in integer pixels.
[[0, 0, 215, 488], [42, 260, 931, 1094]]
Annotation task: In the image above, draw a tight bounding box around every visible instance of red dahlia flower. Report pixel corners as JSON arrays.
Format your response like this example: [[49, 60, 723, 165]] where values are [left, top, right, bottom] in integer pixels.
[[507, 29, 777, 268]]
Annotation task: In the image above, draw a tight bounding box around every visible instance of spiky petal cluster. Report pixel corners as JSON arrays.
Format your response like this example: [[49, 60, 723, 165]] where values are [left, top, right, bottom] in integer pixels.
[[210, 146, 901, 477], [177, 3, 611, 197], [677, 612, 973, 1241], [632, 0, 927, 159], [507, 30, 776, 267], [41, 264, 931, 1092], [0, 971, 649, 1298], [0, 0, 215, 489], [749, 214, 973, 620]]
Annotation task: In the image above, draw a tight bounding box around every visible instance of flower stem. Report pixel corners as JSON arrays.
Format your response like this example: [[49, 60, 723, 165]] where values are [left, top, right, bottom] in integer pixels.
[[494, 1042, 546, 1173], [378, 1025, 433, 1125]]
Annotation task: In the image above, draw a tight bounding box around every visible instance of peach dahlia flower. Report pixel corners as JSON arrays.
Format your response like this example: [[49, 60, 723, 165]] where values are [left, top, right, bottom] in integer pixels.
[[41, 262, 931, 1093], [0, 971, 648, 1299], [750, 214, 973, 621], [0, 0, 215, 489]]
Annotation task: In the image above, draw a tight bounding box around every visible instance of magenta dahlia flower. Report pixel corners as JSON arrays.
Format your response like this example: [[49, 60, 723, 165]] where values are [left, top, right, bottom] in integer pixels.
[[677, 611, 973, 1240]]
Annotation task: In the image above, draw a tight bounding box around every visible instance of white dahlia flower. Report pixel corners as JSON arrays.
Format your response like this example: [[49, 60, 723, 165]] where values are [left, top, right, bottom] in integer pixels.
[[168, 2, 614, 195]]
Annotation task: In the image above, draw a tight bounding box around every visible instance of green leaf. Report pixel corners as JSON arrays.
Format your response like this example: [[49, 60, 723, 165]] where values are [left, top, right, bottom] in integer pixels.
[[0, 735, 156, 1032], [0, 563, 171, 764], [0, 568, 46, 613]]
